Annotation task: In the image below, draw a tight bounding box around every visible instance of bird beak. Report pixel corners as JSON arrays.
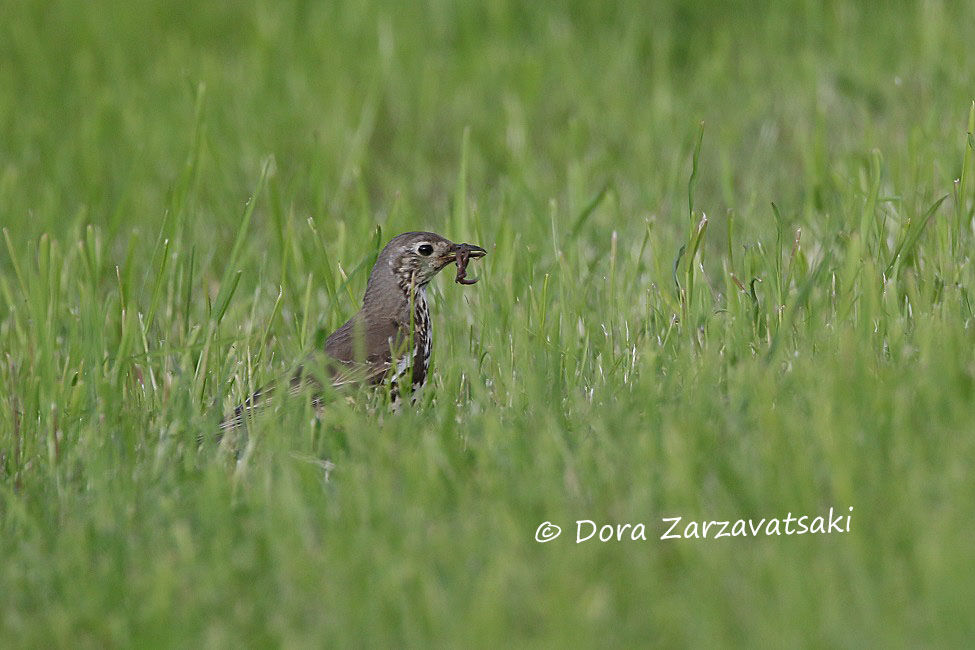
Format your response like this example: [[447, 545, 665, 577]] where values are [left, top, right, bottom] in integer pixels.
[[445, 242, 487, 285], [441, 242, 487, 265], [452, 242, 487, 258]]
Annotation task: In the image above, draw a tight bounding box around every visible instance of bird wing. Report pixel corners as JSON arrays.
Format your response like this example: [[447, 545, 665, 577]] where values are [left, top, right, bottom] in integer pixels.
[[215, 312, 408, 436], [324, 310, 408, 381]]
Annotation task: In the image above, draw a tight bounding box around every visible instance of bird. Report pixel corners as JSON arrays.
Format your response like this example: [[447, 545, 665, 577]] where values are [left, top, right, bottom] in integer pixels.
[[218, 231, 486, 433]]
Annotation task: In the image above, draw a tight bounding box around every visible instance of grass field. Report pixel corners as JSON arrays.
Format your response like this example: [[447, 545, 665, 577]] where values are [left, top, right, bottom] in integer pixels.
[[2, 1, 975, 646]]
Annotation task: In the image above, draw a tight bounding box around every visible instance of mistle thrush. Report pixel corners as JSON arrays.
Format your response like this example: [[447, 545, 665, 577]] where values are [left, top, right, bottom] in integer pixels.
[[220, 231, 486, 432]]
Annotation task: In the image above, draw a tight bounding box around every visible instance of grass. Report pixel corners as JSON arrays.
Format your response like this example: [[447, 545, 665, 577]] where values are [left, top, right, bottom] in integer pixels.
[[2, 0, 975, 646]]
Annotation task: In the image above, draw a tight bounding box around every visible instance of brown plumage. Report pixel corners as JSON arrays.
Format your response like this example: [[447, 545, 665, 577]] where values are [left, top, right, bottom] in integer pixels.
[[218, 231, 486, 433]]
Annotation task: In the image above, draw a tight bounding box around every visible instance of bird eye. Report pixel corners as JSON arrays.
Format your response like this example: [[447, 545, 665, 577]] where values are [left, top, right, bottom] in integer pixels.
[[417, 243, 434, 256]]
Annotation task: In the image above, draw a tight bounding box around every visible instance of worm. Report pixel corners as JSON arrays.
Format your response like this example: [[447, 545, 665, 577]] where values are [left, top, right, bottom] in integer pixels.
[[454, 248, 478, 284]]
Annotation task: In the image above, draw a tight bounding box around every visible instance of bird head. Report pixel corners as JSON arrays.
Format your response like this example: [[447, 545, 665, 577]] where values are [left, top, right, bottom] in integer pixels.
[[378, 231, 486, 290]]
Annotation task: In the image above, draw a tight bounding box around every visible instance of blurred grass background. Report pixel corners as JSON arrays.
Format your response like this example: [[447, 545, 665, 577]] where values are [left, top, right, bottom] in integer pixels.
[[1, 0, 974, 646]]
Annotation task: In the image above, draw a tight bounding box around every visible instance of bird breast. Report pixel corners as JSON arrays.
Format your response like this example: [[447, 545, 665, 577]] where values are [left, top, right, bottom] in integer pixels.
[[411, 288, 432, 390]]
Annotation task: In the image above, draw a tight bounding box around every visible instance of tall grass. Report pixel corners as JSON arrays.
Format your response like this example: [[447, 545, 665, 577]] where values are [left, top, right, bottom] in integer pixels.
[[2, 1, 975, 646]]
